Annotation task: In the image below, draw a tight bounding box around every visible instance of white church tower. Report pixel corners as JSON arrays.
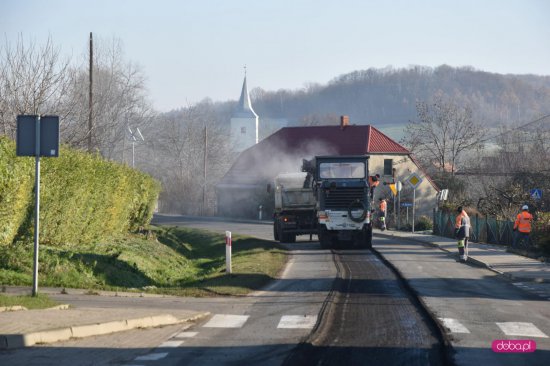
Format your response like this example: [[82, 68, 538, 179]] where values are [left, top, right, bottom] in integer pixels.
[[230, 71, 258, 152]]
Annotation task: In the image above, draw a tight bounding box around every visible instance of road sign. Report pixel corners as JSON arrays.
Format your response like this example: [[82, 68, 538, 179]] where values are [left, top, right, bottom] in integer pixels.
[[530, 189, 542, 200], [16, 115, 59, 157], [401, 202, 413, 207], [396, 181, 402, 192], [389, 183, 397, 196], [406, 172, 423, 189], [16, 115, 59, 297]]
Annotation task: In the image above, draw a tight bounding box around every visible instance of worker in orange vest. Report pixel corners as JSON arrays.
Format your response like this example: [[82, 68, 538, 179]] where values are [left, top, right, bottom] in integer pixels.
[[454, 206, 470, 262], [378, 198, 387, 231], [368, 174, 380, 198], [512, 205, 533, 249]]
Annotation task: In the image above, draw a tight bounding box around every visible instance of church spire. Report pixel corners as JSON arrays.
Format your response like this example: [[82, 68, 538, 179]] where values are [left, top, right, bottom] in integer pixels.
[[233, 68, 258, 119]]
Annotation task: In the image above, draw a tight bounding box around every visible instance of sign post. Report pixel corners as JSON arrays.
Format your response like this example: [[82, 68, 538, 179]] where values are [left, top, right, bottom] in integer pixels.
[[405, 173, 423, 233], [16, 115, 59, 297], [225, 231, 232, 274], [396, 181, 402, 230]]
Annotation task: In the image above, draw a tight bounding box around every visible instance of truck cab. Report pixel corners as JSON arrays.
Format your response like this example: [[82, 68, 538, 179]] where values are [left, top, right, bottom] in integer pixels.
[[304, 156, 373, 249]]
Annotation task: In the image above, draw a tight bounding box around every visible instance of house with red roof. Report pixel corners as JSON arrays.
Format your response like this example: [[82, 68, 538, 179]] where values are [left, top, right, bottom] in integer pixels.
[[217, 117, 439, 222]]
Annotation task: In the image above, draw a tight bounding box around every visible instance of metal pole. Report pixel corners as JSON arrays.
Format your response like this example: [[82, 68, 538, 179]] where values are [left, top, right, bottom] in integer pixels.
[[397, 189, 401, 230], [225, 231, 232, 274], [32, 116, 41, 297], [88, 32, 93, 153], [132, 141, 135, 168], [412, 188, 416, 233], [203, 126, 207, 216]]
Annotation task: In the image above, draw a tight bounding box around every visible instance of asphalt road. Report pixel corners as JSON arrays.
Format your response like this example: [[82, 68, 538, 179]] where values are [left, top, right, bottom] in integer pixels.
[[5, 216, 548, 365]]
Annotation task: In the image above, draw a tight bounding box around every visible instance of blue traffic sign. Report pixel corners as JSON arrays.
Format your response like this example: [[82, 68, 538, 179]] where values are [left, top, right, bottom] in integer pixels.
[[401, 202, 413, 207], [530, 189, 543, 200]]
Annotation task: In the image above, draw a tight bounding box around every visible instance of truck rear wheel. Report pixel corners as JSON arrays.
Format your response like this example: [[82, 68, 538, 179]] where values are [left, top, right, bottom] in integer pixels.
[[273, 222, 280, 241], [319, 227, 332, 249]]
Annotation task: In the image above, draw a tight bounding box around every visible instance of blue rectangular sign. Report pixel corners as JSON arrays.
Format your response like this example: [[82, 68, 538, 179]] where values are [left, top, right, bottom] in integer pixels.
[[401, 202, 413, 207], [530, 189, 542, 200]]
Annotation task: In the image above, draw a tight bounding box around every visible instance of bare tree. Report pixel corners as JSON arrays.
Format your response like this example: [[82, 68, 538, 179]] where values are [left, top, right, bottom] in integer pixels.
[[402, 95, 485, 175], [61, 36, 154, 160], [0, 35, 73, 137], [145, 100, 234, 214]]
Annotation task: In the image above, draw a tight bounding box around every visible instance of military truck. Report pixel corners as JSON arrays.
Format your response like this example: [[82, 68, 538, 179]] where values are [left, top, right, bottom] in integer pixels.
[[302, 156, 373, 249], [272, 172, 317, 243]]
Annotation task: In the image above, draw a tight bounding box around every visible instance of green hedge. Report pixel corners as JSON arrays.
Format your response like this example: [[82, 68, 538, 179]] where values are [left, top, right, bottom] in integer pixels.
[[0, 137, 160, 246]]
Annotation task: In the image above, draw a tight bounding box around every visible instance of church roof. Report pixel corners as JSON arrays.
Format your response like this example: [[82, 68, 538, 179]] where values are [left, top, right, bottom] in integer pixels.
[[232, 76, 258, 119]]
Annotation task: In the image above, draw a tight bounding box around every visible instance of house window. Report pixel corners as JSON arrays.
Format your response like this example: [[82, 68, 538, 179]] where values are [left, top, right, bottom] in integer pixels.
[[383, 159, 393, 176], [241, 127, 246, 134]]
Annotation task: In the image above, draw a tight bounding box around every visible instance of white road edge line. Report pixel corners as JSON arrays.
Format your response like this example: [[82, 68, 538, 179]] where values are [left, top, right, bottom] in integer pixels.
[[496, 322, 549, 338], [203, 314, 249, 328], [438, 318, 471, 334], [135, 352, 169, 361], [277, 315, 318, 329], [159, 341, 184, 348]]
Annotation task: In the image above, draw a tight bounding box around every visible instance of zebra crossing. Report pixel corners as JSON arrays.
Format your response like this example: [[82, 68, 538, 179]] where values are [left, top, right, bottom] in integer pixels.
[[126, 313, 318, 365], [438, 318, 548, 338], [512, 282, 550, 301], [127, 313, 548, 365]]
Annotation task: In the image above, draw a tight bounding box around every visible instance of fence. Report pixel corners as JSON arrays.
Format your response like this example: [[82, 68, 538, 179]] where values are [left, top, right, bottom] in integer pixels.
[[433, 209, 516, 247]]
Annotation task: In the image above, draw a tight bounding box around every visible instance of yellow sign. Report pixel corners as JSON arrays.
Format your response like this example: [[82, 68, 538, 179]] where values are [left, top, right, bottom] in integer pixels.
[[389, 183, 397, 196], [406, 172, 423, 189]]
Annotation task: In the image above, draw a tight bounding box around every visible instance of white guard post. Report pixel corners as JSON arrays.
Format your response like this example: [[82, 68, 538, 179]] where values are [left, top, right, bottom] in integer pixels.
[[225, 231, 232, 274]]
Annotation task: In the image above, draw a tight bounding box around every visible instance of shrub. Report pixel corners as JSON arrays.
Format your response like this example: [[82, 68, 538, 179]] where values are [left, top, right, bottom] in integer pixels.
[[0, 136, 160, 246], [415, 215, 433, 231]]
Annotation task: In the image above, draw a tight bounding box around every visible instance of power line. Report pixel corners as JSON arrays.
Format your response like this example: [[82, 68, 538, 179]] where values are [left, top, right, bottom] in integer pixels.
[[478, 114, 550, 144]]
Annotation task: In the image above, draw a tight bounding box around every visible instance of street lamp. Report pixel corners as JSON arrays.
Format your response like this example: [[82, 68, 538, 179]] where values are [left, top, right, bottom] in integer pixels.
[[128, 126, 145, 168]]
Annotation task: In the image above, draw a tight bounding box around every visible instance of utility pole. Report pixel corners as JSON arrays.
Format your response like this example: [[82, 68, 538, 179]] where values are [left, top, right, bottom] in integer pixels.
[[203, 126, 207, 216], [88, 32, 93, 153]]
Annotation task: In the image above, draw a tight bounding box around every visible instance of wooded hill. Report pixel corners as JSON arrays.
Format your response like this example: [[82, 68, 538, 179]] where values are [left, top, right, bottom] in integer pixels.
[[247, 65, 550, 127]]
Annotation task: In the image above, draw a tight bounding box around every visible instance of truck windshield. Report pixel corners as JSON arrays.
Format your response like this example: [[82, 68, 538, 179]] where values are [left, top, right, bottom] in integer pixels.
[[319, 162, 365, 179]]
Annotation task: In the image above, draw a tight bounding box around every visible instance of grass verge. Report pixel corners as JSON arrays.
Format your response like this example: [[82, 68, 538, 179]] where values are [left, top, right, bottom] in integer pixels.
[[0, 226, 288, 297], [0, 293, 59, 310]]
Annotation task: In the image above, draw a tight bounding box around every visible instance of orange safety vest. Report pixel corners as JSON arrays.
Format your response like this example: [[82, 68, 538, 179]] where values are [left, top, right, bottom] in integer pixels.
[[379, 200, 387, 212], [514, 211, 533, 233]]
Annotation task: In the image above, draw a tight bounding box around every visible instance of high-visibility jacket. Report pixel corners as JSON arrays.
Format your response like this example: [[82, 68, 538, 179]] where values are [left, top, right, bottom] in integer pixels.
[[379, 200, 387, 212], [455, 210, 470, 239], [514, 211, 533, 233], [455, 210, 468, 229]]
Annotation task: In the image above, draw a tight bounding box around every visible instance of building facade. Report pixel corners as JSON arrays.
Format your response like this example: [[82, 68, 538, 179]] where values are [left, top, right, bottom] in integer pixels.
[[217, 118, 439, 221]]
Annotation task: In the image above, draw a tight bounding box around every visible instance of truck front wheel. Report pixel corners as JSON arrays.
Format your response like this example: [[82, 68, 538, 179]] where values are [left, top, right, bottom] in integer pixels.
[[363, 224, 373, 249]]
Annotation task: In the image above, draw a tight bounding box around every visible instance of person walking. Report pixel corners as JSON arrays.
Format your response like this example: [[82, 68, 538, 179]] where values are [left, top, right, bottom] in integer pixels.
[[512, 205, 533, 249], [368, 174, 380, 198], [378, 198, 387, 231], [455, 206, 470, 262]]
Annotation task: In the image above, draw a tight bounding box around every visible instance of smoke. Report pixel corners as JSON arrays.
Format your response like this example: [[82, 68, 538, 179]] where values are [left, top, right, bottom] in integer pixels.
[[216, 136, 339, 218]]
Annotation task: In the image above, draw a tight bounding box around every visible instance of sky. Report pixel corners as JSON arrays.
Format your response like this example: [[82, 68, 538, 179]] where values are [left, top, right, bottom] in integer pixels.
[[1, 0, 550, 112]]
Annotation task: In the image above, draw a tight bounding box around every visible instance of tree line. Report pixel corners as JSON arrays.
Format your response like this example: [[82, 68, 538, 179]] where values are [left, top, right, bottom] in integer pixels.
[[2, 36, 548, 219]]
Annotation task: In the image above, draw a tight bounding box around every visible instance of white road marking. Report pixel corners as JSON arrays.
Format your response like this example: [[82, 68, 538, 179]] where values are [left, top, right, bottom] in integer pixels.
[[277, 315, 318, 329], [135, 352, 169, 361], [438, 318, 471, 333], [159, 341, 184, 348], [203, 314, 249, 328], [175, 331, 199, 338], [496, 322, 548, 338]]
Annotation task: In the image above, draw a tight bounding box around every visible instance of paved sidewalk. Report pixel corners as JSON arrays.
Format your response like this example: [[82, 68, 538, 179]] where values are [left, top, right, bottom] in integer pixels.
[[375, 229, 550, 283], [0, 302, 209, 350]]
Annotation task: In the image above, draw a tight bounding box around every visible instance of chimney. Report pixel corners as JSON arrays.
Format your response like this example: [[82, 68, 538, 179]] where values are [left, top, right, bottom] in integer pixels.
[[340, 115, 349, 130]]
